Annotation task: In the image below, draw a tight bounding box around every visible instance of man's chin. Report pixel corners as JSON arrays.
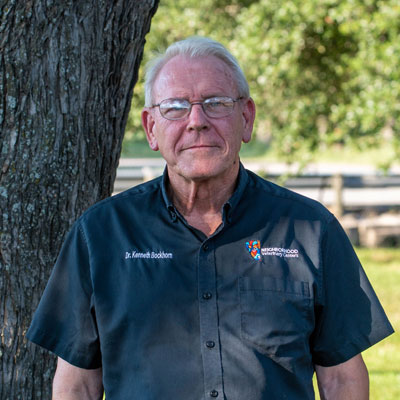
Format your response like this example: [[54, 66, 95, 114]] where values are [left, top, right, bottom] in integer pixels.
[[173, 161, 237, 183]]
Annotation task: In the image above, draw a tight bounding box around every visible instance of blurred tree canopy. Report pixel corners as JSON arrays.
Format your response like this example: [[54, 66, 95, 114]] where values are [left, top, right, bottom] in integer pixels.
[[125, 0, 400, 165]]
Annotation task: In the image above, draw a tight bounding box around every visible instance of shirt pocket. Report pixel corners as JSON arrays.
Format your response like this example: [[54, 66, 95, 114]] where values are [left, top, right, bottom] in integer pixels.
[[239, 276, 313, 359]]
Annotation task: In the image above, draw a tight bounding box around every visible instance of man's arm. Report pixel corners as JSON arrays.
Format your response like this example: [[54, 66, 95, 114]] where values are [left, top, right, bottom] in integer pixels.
[[52, 357, 103, 400], [315, 354, 369, 400]]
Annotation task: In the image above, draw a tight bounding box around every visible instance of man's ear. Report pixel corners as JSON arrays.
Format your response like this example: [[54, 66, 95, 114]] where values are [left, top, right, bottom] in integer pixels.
[[141, 108, 159, 151], [241, 97, 256, 143]]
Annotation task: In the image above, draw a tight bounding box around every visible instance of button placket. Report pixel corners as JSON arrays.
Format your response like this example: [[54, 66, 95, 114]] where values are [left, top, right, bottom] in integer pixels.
[[198, 241, 224, 399]]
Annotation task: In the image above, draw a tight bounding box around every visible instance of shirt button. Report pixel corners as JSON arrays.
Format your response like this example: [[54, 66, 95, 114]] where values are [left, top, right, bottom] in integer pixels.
[[206, 340, 215, 349], [202, 244, 209, 251], [210, 390, 219, 397], [202, 292, 212, 300]]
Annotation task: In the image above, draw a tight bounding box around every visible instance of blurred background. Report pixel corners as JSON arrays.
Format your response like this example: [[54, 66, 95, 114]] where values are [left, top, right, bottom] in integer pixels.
[[116, 1, 399, 398]]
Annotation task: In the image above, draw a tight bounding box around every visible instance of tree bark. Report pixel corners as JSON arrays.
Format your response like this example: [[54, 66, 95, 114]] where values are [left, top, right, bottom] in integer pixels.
[[0, 0, 159, 398]]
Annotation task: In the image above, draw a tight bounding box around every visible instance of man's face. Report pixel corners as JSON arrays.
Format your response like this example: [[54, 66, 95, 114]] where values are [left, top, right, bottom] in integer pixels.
[[142, 55, 255, 182]]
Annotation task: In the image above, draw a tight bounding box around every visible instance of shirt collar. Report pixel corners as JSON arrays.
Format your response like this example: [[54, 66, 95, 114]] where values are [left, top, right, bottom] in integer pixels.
[[223, 162, 248, 223], [160, 162, 249, 222], [161, 167, 178, 222]]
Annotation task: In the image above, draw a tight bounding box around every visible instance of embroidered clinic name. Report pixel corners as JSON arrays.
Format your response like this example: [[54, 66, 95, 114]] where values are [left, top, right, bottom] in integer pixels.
[[261, 247, 299, 258], [125, 250, 173, 259]]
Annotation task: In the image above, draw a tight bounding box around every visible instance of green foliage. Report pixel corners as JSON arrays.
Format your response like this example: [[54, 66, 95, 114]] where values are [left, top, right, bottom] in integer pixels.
[[124, 0, 400, 164]]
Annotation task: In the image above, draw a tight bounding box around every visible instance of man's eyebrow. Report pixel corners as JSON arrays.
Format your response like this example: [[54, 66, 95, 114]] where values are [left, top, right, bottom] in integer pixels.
[[163, 93, 230, 101], [201, 93, 228, 99]]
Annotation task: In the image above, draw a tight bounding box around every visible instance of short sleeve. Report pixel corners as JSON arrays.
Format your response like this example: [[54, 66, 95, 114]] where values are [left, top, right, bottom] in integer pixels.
[[26, 220, 101, 369], [311, 217, 394, 367]]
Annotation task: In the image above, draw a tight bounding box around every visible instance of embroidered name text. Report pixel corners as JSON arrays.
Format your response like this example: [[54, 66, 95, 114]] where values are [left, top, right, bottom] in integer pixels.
[[125, 251, 173, 259]]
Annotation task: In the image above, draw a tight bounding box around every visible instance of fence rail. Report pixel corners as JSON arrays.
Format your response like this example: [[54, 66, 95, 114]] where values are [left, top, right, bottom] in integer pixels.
[[115, 159, 400, 209]]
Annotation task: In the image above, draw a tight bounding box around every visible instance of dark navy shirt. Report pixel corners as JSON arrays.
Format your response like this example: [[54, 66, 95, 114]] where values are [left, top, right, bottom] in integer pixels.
[[27, 165, 393, 399]]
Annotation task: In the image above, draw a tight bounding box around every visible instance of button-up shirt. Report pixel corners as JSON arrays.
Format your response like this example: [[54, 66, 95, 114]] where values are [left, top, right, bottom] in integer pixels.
[[27, 164, 394, 399]]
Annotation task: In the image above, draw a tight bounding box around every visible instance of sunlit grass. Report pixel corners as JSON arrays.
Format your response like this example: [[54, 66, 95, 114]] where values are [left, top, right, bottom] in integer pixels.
[[314, 248, 399, 399], [360, 248, 400, 400], [121, 137, 161, 158], [121, 136, 399, 172]]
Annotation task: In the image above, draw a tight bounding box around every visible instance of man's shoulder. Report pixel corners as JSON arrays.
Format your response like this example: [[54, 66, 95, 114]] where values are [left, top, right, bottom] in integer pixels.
[[245, 169, 334, 223], [79, 176, 164, 223]]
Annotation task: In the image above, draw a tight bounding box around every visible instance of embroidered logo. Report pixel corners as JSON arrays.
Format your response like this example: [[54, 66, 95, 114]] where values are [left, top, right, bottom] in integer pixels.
[[246, 240, 261, 260], [246, 240, 299, 260], [262, 247, 299, 258]]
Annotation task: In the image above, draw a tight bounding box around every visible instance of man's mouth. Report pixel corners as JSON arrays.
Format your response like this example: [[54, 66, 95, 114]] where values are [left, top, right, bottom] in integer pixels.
[[184, 144, 217, 150]]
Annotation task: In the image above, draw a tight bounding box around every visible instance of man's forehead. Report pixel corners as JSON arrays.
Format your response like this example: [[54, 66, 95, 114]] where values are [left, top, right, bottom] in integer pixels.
[[153, 55, 236, 99], [162, 54, 229, 70]]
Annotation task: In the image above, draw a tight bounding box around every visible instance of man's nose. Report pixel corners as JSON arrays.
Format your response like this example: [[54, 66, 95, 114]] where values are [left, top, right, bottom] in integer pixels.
[[187, 103, 209, 131]]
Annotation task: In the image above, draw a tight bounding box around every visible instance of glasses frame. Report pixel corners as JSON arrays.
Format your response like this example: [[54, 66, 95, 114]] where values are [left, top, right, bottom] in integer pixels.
[[150, 96, 244, 121]]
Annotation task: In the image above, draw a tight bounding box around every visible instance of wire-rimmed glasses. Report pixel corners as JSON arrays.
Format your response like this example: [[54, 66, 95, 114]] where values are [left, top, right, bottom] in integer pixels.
[[151, 96, 244, 120]]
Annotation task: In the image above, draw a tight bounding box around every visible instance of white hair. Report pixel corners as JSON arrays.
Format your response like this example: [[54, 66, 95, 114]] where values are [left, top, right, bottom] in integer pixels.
[[144, 36, 250, 106]]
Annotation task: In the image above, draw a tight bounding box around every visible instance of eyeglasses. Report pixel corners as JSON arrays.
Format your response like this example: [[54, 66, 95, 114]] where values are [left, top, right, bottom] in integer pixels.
[[151, 96, 244, 120]]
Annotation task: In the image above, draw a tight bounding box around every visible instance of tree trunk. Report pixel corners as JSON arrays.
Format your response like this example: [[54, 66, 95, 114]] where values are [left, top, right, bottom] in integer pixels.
[[0, 0, 158, 398]]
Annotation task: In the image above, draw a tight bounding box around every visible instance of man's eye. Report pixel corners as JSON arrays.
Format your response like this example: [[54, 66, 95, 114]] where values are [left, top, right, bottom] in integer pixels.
[[162, 101, 188, 110], [166, 105, 184, 111], [207, 101, 224, 108], [161, 102, 186, 112], [205, 98, 233, 109]]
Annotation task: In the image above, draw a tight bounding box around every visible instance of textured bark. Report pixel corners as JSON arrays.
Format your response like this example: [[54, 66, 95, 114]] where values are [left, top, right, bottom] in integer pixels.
[[0, 0, 158, 398]]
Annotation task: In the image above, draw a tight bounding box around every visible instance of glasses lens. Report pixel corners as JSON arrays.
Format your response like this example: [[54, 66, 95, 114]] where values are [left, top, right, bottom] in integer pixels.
[[203, 97, 234, 118], [159, 99, 190, 120]]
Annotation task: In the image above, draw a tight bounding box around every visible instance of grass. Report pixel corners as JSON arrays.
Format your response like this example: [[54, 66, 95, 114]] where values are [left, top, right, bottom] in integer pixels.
[[314, 247, 400, 399], [121, 137, 162, 158], [239, 140, 399, 169], [359, 248, 400, 400], [121, 136, 400, 172]]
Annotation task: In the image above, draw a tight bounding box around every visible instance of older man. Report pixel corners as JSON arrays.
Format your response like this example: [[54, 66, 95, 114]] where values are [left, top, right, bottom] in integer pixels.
[[28, 37, 393, 400]]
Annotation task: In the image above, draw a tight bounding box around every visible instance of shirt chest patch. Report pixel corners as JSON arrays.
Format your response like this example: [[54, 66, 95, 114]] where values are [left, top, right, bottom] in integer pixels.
[[245, 240, 299, 260]]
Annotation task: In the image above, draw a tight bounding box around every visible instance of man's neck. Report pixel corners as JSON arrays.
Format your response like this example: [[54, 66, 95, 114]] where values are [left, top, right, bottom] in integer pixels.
[[167, 166, 239, 236]]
